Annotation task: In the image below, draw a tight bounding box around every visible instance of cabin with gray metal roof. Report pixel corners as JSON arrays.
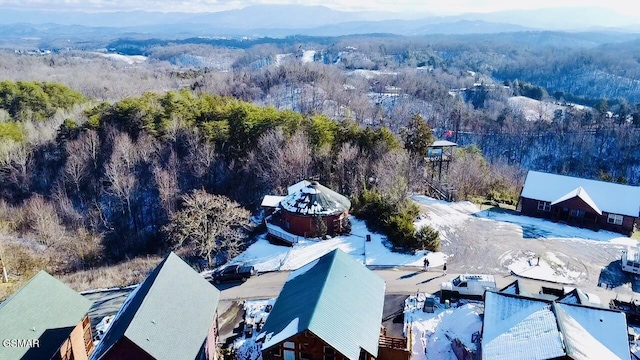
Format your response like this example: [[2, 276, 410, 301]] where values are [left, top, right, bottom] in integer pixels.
[[90, 252, 221, 360], [259, 249, 386, 360], [0, 271, 94, 360]]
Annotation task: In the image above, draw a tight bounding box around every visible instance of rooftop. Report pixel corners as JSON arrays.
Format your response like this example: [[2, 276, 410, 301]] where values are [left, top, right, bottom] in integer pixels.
[[91, 252, 220, 360], [482, 291, 630, 360], [520, 170, 640, 217], [0, 271, 92, 360], [260, 249, 385, 360], [280, 181, 351, 216]]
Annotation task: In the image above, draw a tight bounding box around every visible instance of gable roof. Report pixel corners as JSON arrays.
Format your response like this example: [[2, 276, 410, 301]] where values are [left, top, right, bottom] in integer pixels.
[[482, 292, 565, 360], [551, 186, 602, 215], [558, 288, 592, 305], [556, 303, 630, 360], [482, 291, 630, 360], [91, 252, 220, 360], [0, 271, 92, 360], [520, 171, 640, 217], [260, 249, 385, 360]]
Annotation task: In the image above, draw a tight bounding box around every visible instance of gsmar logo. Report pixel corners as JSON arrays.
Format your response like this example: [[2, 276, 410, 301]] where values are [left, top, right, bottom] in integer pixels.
[[2, 339, 40, 348]]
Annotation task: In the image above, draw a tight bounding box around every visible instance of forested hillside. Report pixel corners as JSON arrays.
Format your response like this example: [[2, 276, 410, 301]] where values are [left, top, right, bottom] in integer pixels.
[[1, 31, 640, 293]]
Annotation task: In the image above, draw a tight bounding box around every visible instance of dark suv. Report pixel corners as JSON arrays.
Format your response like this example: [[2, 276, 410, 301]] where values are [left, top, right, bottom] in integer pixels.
[[210, 264, 256, 283]]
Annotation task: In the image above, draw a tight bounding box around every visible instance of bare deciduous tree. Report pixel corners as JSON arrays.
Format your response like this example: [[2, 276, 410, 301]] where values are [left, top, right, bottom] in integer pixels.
[[165, 190, 250, 266], [251, 128, 312, 194]]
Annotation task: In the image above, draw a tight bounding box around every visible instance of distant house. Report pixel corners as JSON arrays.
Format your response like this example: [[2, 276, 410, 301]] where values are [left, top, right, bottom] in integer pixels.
[[259, 249, 390, 360], [0, 271, 94, 360], [518, 171, 640, 235], [90, 252, 220, 360], [482, 291, 630, 360]]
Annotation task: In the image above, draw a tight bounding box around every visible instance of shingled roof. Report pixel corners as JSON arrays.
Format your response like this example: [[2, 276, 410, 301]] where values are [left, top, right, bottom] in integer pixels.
[[90, 252, 220, 360], [0, 271, 92, 360], [482, 291, 630, 360], [280, 181, 351, 216], [520, 170, 640, 217], [260, 249, 385, 360]]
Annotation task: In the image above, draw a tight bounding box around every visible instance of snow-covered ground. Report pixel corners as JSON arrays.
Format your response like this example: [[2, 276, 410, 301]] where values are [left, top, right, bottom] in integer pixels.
[[92, 52, 147, 64], [228, 217, 448, 272], [412, 195, 637, 284], [301, 50, 316, 63], [412, 195, 636, 246], [234, 299, 275, 360], [230, 195, 635, 285], [405, 293, 482, 360]]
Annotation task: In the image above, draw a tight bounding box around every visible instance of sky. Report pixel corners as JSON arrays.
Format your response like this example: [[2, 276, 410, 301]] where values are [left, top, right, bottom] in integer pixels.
[[0, 0, 638, 17]]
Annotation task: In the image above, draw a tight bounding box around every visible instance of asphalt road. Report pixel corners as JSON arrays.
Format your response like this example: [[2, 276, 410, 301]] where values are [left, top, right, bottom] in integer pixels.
[[83, 268, 624, 342]]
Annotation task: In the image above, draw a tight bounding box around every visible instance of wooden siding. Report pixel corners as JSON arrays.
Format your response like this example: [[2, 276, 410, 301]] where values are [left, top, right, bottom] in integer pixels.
[[281, 211, 349, 238], [53, 315, 94, 360], [204, 311, 219, 360], [519, 197, 636, 235], [262, 331, 374, 360]]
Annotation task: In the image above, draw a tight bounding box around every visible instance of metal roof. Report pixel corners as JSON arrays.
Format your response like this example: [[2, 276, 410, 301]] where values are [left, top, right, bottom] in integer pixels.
[[483, 291, 630, 360], [260, 249, 385, 360], [482, 291, 564, 360], [280, 181, 351, 216], [0, 271, 92, 360], [556, 303, 630, 360], [520, 170, 640, 217], [91, 252, 220, 360]]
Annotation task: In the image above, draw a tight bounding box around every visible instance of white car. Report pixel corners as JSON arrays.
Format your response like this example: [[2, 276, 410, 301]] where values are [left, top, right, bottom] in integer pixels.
[[441, 274, 497, 298]]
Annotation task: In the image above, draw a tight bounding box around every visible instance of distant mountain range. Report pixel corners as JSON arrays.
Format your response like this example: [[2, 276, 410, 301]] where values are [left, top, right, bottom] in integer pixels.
[[0, 5, 638, 39]]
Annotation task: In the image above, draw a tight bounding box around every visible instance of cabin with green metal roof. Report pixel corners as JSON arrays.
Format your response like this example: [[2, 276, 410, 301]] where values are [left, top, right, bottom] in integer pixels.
[[89, 252, 221, 360], [259, 249, 386, 360], [0, 270, 94, 360]]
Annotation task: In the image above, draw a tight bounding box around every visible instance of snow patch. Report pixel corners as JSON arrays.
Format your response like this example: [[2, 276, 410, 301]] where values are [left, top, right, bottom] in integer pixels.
[[287, 259, 319, 281], [263, 317, 299, 349], [404, 293, 482, 360], [228, 217, 447, 272], [301, 50, 316, 63]]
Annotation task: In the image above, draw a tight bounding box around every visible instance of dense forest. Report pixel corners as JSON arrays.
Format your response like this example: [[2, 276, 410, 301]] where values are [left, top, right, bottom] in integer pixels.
[[1, 30, 640, 293]]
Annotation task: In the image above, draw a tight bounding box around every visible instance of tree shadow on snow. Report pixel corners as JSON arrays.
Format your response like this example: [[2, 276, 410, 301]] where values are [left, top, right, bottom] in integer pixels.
[[597, 259, 640, 292]]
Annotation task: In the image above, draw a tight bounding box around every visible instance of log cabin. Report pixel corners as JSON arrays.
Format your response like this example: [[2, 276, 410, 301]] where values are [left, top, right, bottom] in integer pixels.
[[0, 271, 94, 360], [259, 249, 385, 360], [90, 252, 220, 360], [518, 171, 640, 235]]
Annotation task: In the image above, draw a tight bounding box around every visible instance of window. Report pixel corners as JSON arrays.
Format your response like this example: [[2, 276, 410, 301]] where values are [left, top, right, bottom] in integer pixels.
[[283, 343, 295, 360], [458, 282, 468, 288], [537, 201, 551, 212], [570, 209, 584, 218], [324, 346, 336, 360], [608, 214, 623, 225]]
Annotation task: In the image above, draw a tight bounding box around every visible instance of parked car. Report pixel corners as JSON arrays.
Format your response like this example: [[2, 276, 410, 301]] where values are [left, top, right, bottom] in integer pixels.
[[210, 264, 256, 283], [441, 274, 496, 301]]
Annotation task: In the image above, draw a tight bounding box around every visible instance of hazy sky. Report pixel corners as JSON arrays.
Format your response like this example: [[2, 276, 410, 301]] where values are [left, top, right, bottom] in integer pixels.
[[0, 0, 638, 17]]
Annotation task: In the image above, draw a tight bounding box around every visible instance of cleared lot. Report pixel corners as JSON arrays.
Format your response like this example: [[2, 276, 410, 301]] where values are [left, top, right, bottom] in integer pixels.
[[413, 195, 639, 295]]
